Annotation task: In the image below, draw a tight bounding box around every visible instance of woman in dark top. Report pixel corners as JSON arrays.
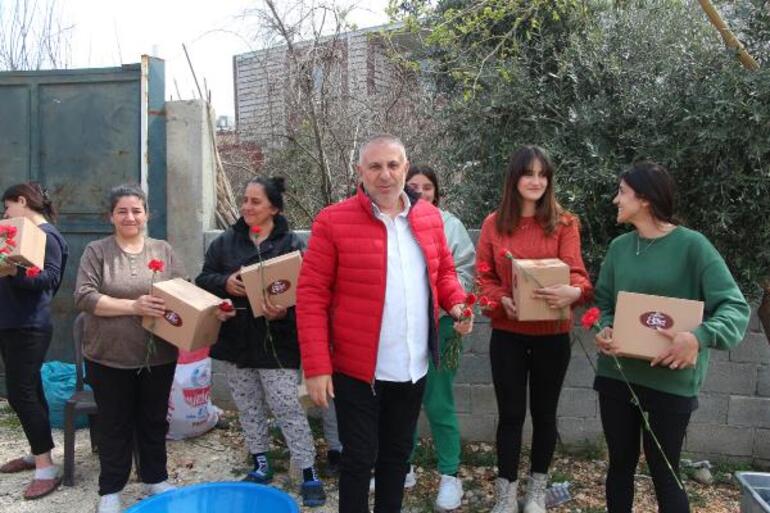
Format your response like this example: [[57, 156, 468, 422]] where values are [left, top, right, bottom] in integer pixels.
[[0, 182, 68, 500], [196, 176, 325, 507]]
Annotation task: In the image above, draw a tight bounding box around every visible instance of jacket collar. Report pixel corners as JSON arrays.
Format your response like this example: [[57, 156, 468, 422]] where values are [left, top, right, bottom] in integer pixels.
[[356, 184, 421, 219]]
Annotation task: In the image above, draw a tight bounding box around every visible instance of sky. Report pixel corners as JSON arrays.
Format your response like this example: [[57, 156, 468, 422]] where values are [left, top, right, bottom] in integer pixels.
[[59, 0, 390, 120]]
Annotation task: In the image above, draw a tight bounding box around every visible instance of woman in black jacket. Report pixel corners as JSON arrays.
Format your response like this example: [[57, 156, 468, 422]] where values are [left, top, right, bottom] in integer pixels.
[[196, 176, 324, 507]]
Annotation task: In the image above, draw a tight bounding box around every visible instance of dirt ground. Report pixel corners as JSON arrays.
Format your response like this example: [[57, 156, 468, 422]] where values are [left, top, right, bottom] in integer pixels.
[[0, 401, 747, 512]]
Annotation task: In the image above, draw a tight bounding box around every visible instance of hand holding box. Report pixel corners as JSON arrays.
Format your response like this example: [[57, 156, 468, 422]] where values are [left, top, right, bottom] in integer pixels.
[[142, 278, 224, 352], [512, 258, 570, 321], [612, 291, 704, 361], [241, 251, 303, 318], [0, 217, 46, 270]]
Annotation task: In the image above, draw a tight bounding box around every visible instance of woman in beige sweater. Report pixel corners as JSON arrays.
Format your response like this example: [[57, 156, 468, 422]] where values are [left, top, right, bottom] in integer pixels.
[[74, 184, 232, 513]]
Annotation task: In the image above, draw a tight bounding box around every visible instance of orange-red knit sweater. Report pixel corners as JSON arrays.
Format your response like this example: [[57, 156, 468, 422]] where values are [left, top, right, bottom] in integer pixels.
[[476, 212, 593, 335]]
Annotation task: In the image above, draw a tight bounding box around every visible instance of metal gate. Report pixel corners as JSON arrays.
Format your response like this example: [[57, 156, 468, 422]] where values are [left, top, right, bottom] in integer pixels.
[[0, 56, 166, 373]]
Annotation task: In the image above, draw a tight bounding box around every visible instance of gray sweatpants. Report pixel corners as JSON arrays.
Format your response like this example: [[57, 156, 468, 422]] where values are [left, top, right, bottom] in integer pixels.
[[223, 363, 316, 470]]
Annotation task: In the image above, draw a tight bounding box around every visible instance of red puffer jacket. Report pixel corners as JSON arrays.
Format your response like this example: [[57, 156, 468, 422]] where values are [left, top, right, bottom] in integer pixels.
[[297, 187, 467, 383]]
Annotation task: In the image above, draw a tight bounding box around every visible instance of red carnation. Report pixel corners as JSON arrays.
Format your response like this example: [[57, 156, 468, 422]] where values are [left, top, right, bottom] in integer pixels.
[[0, 247, 10, 254], [477, 261, 492, 274], [478, 296, 490, 307], [580, 306, 601, 330], [25, 266, 41, 278], [0, 225, 17, 238], [499, 249, 513, 260], [250, 225, 262, 235], [219, 301, 234, 313], [4, 238, 16, 247], [462, 307, 473, 318], [465, 293, 477, 306], [148, 259, 165, 273]]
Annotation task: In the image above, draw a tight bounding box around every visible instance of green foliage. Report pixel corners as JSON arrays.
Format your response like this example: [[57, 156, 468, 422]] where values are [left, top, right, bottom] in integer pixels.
[[390, 0, 770, 298]]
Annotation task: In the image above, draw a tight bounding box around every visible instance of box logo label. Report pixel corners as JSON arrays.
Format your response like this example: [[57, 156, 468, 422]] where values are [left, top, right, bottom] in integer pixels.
[[266, 279, 291, 295], [639, 311, 673, 330], [163, 310, 183, 327]]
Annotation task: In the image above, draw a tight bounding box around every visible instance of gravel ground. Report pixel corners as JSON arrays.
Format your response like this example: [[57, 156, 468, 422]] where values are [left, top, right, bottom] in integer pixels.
[[0, 400, 747, 513]]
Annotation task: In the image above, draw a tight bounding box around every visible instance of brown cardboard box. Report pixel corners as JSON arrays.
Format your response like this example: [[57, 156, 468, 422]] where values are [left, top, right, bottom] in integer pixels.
[[142, 278, 223, 352], [512, 258, 570, 321], [0, 217, 46, 270], [241, 250, 303, 318], [613, 291, 704, 361]]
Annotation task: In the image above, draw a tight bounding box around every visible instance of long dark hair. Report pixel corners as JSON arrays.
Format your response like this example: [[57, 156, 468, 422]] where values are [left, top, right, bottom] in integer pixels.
[[619, 161, 677, 224], [245, 176, 286, 212], [495, 145, 563, 235], [2, 182, 57, 222], [406, 165, 440, 206]]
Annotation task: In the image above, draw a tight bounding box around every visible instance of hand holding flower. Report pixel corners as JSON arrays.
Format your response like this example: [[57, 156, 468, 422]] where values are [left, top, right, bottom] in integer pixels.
[[216, 300, 237, 321], [449, 303, 474, 335]]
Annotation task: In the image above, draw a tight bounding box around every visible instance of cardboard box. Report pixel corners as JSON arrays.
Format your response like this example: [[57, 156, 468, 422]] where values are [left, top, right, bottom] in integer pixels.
[[241, 250, 303, 318], [512, 258, 570, 321], [0, 217, 46, 270], [613, 291, 704, 360], [142, 278, 223, 352]]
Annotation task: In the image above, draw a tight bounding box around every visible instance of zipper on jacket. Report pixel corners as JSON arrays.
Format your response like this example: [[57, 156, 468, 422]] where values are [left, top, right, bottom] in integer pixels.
[[370, 379, 377, 397]]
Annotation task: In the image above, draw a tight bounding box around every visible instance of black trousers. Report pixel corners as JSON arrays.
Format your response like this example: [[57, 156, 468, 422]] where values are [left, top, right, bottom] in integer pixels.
[[333, 372, 425, 513], [599, 392, 691, 513], [85, 359, 176, 495], [489, 329, 571, 480], [0, 328, 54, 455]]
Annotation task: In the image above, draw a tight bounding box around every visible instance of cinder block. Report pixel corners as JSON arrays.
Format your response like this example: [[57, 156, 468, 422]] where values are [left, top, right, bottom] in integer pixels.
[[759, 366, 770, 397], [701, 362, 758, 395], [468, 325, 491, 354], [470, 384, 498, 415], [557, 387, 598, 418], [564, 353, 597, 387], [686, 424, 755, 457], [556, 417, 603, 445], [456, 354, 492, 385], [728, 396, 770, 428], [453, 384, 471, 414], [691, 394, 729, 424], [754, 429, 770, 460], [457, 414, 496, 442], [730, 333, 770, 364]]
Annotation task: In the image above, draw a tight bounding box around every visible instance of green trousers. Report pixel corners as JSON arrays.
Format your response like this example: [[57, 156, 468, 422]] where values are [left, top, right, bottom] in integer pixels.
[[410, 316, 461, 475]]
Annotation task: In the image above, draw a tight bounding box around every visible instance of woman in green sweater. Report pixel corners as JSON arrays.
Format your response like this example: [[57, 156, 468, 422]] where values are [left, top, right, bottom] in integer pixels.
[[593, 162, 749, 513]]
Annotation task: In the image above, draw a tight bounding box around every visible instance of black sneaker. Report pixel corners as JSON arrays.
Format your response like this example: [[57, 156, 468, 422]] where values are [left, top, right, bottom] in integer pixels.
[[326, 450, 341, 475]]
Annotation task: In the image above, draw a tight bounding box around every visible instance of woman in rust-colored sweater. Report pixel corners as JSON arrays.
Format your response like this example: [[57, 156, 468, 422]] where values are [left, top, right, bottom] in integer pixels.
[[476, 146, 593, 513]]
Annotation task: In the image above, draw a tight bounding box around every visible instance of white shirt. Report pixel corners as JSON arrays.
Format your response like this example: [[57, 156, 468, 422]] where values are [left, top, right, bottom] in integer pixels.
[[372, 192, 430, 383]]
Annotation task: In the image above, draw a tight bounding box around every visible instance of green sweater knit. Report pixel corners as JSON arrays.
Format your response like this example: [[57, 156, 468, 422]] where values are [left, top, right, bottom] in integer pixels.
[[594, 226, 750, 397]]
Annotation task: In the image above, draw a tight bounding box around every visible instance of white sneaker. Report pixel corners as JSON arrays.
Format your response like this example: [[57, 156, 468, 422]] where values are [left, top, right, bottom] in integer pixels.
[[144, 480, 176, 496], [491, 478, 519, 513], [435, 474, 463, 511], [97, 493, 122, 513], [523, 473, 547, 513], [368, 465, 417, 493]]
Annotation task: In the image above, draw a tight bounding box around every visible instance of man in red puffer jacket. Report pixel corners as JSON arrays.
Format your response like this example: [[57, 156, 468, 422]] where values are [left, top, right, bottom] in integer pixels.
[[297, 134, 474, 513]]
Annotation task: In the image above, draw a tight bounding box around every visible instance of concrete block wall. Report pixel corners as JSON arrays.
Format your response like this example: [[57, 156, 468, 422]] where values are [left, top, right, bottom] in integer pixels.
[[199, 228, 770, 466]]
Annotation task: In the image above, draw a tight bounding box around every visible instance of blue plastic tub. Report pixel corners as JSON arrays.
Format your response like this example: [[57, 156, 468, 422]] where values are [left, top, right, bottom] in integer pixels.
[[125, 482, 300, 513]]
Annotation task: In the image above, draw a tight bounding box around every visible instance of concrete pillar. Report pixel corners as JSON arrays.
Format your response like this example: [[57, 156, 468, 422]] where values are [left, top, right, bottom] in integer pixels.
[[165, 100, 217, 277]]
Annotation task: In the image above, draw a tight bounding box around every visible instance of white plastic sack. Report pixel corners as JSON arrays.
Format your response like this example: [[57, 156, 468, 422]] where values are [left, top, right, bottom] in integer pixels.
[[166, 347, 221, 440]]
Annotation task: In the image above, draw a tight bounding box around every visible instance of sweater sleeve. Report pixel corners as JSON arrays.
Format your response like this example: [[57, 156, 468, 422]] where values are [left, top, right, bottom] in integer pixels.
[[594, 240, 617, 330], [557, 218, 593, 305], [443, 212, 476, 293], [8, 229, 64, 292], [475, 216, 509, 320], [296, 210, 336, 378], [73, 243, 105, 313], [690, 246, 750, 351]]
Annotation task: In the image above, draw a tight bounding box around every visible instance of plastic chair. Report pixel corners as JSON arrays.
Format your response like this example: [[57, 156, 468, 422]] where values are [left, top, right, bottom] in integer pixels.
[[63, 312, 99, 486]]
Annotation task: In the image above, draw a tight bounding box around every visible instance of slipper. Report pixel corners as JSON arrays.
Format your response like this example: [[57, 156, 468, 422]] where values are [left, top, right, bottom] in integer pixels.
[[0, 457, 36, 473], [23, 476, 62, 500]]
